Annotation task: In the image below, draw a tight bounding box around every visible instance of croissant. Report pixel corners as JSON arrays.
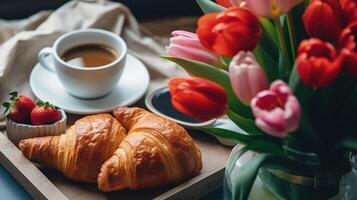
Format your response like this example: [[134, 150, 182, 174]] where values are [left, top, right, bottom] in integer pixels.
[[19, 114, 127, 183], [97, 107, 202, 192]]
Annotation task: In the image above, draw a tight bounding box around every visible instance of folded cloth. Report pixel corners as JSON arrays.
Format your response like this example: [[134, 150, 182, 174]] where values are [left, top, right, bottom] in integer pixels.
[[0, 0, 185, 120]]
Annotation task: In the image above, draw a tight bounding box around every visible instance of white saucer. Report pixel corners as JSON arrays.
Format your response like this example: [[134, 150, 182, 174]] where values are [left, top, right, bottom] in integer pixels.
[[30, 54, 150, 114]]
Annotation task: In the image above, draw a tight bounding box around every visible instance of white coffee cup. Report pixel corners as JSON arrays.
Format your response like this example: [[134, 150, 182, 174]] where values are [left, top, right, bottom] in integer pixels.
[[38, 29, 127, 99]]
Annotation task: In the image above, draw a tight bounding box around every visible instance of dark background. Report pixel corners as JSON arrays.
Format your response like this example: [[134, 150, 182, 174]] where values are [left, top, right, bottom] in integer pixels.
[[0, 0, 201, 20]]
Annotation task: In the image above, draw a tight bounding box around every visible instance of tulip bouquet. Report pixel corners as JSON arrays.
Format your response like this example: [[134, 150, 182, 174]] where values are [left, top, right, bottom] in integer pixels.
[[163, 0, 357, 199]]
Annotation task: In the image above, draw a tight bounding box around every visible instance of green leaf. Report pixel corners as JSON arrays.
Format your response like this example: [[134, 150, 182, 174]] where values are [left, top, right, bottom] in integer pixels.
[[162, 56, 252, 118], [2, 102, 10, 108], [2, 102, 11, 114], [221, 56, 232, 65], [288, 64, 300, 91], [290, 3, 308, 46], [259, 18, 279, 48], [36, 99, 44, 106], [9, 91, 17, 96], [256, 18, 280, 66], [254, 19, 280, 79], [254, 44, 279, 82], [288, 65, 326, 159], [196, 0, 225, 13], [274, 17, 292, 81], [216, 56, 229, 71], [334, 136, 357, 153], [289, 65, 312, 110], [199, 127, 284, 155], [286, 12, 297, 59], [227, 109, 264, 135], [9, 91, 18, 101], [335, 81, 357, 129], [297, 113, 326, 158]]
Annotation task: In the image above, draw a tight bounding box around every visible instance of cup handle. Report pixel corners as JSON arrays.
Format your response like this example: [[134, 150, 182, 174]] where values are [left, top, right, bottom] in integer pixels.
[[38, 47, 55, 72]]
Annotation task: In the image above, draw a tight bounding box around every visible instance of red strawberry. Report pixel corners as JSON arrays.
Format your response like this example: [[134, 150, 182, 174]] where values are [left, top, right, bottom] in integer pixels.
[[2, 92, 36, 124], [31, 101, 61, 125], [9, 108, 28, 123], [15, 95, 37, 114]]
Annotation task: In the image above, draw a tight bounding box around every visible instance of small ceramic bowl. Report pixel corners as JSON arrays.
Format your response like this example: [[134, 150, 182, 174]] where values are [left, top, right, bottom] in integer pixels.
[[145, 86, 241, 147], [6, 109, 67, 146]]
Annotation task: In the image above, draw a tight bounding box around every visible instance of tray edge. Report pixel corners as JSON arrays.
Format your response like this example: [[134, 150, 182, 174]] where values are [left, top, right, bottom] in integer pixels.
[[0, 132, 226, 200], [0, 132, 68, 200]]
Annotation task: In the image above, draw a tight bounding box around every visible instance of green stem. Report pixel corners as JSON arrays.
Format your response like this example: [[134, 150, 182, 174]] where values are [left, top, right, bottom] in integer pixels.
[[274, 17, 291, 80], [286, 12, 297, 59], [216, 56, 228, 71]]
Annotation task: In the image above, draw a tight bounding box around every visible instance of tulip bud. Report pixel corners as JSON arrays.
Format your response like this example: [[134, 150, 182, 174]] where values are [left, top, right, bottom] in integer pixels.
[[303, 0, 343, 42], [196, 7, 261, 57], [229, 51, 269, 105], [340, 0, 357, 24], [338, 21, 357, 77], [169, 77, 228, 121], [297, 38, 342, 88], [216, 0, 232, 8], [251, 80, 301, 137], [340, 50, 357, 77], [166, 30, 218, 65], [231, 0, 303, 18]]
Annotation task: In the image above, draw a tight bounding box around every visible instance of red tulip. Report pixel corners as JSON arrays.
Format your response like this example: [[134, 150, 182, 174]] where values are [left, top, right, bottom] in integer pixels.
[[340, 50, 357, 77], [216, 0, 232, 8], [169, 77, 228, 121], [196, 7, 261, 57], [340, 0, 357, 24], [338, 21, 357, 77], [297, 38, 342, 88], [338, 21, 357, 51], [303, 0, 343, 42]]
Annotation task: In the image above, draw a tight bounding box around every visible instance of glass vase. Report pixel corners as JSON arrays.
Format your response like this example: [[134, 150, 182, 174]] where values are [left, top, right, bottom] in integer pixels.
[[223, 145, 357, 200]]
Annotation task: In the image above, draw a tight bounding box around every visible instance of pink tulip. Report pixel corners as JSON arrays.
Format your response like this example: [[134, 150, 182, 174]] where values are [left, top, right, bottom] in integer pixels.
[[251, 80, 301, 137], [231, 0, 303, 18], [165, 30, 218, 65], [229, 51, 269, 105]]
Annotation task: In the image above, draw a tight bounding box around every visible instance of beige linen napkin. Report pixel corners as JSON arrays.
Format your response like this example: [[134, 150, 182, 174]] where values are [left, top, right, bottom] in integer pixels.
[[0, 0, 185, 123]]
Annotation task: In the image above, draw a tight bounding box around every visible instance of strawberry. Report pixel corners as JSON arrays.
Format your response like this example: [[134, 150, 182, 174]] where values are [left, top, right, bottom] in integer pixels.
[[2, 92, 36, 124], [8, 107, 28, 123], [31, 101, 61, 125]]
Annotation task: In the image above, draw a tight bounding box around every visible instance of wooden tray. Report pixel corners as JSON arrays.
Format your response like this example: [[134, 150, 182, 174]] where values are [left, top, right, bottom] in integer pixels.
[[0, 127, 231, 200]]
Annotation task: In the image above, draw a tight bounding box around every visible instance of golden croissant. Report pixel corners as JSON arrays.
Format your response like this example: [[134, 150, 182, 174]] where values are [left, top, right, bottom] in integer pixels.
[[97, 107, 202, 191], [19, 107, 202, 191], [19, 114, 127, 182]]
